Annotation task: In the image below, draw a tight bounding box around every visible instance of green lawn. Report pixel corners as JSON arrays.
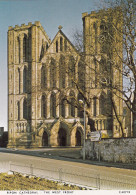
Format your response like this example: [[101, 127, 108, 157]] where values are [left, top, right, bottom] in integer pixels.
[[0, 173, 82, 190]]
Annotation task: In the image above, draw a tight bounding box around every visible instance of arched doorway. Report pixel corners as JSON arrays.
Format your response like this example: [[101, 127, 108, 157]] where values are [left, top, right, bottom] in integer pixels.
[[58, 128, 67, 146], [75, 130, 81, 146], [42, 131, 48, 146]]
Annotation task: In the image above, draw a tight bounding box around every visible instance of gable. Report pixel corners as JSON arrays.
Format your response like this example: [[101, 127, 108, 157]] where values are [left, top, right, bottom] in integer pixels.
[[41, 29, 79, 62]]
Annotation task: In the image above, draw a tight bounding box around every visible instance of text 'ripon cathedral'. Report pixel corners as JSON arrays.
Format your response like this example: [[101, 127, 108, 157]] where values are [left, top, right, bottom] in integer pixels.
[[8, 8, 123, 148]]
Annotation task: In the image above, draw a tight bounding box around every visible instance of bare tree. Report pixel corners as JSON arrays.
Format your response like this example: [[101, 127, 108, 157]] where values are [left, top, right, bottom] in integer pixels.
[[95, 0, 136, 136], [61, 0, 136, 137]]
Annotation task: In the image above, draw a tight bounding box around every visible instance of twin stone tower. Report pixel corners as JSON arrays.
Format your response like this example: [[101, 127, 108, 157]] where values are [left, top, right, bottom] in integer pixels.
[[8, 8, 123, 148]]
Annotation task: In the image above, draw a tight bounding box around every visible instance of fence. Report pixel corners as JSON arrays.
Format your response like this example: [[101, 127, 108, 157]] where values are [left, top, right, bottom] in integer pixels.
[[9, 161, 136, 190]]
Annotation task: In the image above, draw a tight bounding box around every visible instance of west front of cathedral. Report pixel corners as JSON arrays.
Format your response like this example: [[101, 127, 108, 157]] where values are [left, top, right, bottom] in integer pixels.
[[8, 9, 123, 148]]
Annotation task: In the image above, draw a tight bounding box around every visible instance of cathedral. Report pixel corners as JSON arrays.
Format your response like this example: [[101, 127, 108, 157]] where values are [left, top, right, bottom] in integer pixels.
[[8, 8, 123, 148]]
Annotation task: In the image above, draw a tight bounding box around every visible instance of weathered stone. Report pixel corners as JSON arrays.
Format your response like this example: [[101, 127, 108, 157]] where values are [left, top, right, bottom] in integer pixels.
[[8, 8, 124, 149]]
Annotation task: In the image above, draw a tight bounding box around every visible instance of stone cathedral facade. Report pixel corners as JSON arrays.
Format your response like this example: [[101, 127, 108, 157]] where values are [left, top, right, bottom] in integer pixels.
[[8, 9, 123, 148]]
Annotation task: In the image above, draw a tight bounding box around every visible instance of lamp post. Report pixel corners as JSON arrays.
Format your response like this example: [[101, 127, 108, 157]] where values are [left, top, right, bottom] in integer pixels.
[[79, 99, 86, 160]]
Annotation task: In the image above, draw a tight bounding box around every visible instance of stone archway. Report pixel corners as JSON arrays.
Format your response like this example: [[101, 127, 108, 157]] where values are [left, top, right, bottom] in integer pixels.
[[50, 119, 70, 147], [71, 123, 84, 146], [42, 131, 48, 146], [58, 128, 67, 146], [38, 126, 50, 147], [75, 129, 81, 146]]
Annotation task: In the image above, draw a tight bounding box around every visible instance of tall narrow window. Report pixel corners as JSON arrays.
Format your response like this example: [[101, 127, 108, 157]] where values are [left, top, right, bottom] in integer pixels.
[[64, 39, 67, 51], [23, 99, 27, 119], [50, 93, 56, 118], [50, 58, 56, 88], [18, 68, 20, 94], [56, 41, 58, 53], [78, 57, 85, 90], [28, 104, 31, 120], [99, 95, 105, 115], [41, 95, 46, 118], [23, 66, 27, 93], [93, 23, 97, 54], [93, 97, 97, 117], [59, 55, 65, 88], [100, 20, 108, 53], [68, 56, 75, 87], [69, 91, 75, 117], [41, 65, 47, 89], [60, 37, 63, 52], [46, 43, 48, 50], [60, 99, 65, 117], [23, 34, 27, 62], [17, 101, 20, 120]]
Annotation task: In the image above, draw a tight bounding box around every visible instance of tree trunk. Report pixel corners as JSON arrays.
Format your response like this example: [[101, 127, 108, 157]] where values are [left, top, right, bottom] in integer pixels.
[[132, 90, 136, 137]]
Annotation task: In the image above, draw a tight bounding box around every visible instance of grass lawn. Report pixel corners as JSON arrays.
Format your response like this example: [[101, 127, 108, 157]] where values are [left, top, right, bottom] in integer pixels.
[[0, 173, 82, 190]]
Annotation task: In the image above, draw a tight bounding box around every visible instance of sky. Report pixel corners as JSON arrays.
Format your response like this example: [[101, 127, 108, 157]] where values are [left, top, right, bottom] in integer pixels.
[[0, 0, 100, 131]]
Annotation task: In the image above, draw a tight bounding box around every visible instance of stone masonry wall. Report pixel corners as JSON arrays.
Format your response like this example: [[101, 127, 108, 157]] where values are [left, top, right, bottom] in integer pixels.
[[85, 138, 136, 164]]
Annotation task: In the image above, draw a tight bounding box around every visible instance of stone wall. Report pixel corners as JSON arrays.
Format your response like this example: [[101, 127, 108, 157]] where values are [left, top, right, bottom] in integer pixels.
[[85, 138, 136, 164]]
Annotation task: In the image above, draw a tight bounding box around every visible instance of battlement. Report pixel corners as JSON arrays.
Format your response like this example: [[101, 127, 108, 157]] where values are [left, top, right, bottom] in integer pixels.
[[82, 7, 121, 19], [8, 21, 41, 31]]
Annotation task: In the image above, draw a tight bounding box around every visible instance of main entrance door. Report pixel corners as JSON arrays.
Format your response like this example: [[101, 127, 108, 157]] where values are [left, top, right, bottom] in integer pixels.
[[75, 130, 81, 146], [58, 128, 67, 146], [42, 131, 48, 146]]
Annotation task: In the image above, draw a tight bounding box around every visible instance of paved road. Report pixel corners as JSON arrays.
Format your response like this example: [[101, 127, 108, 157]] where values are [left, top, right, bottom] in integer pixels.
[[0, 149, 136, 189], [0, 147, 136, 170]]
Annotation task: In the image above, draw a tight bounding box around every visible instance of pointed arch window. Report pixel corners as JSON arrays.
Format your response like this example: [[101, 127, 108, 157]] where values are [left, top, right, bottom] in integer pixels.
[[60, 99, 65, 118], [69, 91, 75, 117], [18, 37, 20, 63], [60, 37, 63, 52], [23, 99, 27, 119], [99, 95, 105, 115], [78, 57, 85, 90], [59, 55, 66, 88], [41, 65, 47, 89], [93, 22, 97, 54], [23, 34, 27, 62], [93, 97, 97, 117], [41, 95, 47, 118], [46, 43, 48, 50], [17, 101, 20, 120], [100, 20, 108, 53], [68, 56, 75, 87], [64, 39, 67, 51], [23, 66, 27, 93], [56, 40, 58, 53], [50, 58, 56, 88], [50, 93, 56, 118]]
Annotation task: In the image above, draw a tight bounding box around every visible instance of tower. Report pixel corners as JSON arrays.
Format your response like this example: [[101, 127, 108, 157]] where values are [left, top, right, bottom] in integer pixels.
[[8, 22, 50, 147], [82, 8, 123, 137]]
